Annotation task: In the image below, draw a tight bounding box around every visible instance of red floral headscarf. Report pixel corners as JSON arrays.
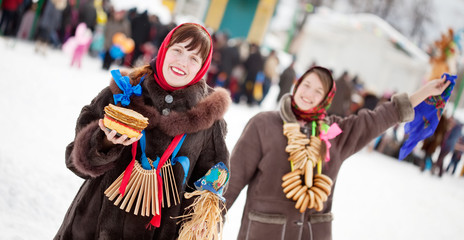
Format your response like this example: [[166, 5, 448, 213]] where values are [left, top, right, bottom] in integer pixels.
[[291, 66, 336, 121], [154, 23, 213, 92]]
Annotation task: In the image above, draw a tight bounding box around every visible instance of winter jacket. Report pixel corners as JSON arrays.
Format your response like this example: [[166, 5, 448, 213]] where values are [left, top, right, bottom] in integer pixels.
[[39, 1, 62, 32], [55, 65, 231, 240], [244, 51, 264, 83], [78, 1, 97, 31], [130, 11, 151, 46], [1, 0, 23, 11], [224, 93, 414, 240]]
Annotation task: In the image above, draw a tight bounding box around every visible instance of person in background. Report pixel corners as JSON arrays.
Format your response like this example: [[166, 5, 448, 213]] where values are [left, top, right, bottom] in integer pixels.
[[433, 117, 463, 177], [420, 116, 449, 172], [78, 0, 97, 32], [277, 56, 297, 102], [224, 65, 450, 240], [327, 70, 352, 117], [16, 1, 36, 40], [446, 136, 464, 175], [242, 43, 264, 105], [0, 0, 24, 36], [102, 8, 131, 70], [261, 49, 279, 104], [129, 10, 151, 66], [216, 33, 241, 89], [34, 0, 66, 54]]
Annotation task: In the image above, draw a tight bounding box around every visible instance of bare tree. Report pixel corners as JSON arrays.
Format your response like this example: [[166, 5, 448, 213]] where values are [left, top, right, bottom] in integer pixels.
[[330, 0, 436, 45], [409, 0, 434, 46], [376, 0, 396, 19], [346, 0, 396, 18]]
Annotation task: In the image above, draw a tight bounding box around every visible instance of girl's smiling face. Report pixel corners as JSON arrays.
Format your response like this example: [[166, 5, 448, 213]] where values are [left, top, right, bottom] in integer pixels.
[[293, 73, 326, 110], [162, 40, 203, 87]]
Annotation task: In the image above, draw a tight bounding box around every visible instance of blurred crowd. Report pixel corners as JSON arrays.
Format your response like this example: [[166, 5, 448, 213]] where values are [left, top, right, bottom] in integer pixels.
[[0, 0, 292, 106], [0, 0, 177, 68], [0, 0, 298, 106], [2, 0, 463, 178]]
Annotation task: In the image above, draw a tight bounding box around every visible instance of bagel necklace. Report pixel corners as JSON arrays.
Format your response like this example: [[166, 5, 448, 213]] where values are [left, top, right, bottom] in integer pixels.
[[282, 120, 335, 212]]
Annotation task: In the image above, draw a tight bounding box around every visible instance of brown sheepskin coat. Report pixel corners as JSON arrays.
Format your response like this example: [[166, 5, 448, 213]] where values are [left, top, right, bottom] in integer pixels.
[[54, 67, 231, 240], [224, 93, 414, 240]]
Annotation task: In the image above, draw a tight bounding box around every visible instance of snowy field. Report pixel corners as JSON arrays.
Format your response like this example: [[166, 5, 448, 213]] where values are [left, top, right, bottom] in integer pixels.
[[0, 37, 463, 240]]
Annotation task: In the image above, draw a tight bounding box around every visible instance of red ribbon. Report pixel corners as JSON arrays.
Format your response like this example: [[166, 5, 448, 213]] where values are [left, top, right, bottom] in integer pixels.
[[119, 141, 138, 195], [149, 134, 185, 227]]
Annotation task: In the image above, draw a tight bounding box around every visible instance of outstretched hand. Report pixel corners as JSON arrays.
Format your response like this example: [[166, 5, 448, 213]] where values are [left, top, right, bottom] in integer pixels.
[[98, 119, 142, 146], [423, 76, 451, 96], [409, 76, 451, 107]]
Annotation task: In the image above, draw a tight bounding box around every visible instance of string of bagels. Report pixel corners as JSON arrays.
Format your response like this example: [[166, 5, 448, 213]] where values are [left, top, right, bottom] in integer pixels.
[[282, 120, 340, 212]]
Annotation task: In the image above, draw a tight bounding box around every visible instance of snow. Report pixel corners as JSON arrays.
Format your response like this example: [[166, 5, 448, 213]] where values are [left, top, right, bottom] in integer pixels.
[[1, 37, 464, 240]]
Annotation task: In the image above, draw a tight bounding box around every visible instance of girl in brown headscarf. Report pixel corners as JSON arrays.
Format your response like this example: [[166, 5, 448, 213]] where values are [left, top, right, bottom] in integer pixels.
[[224, 66, 449, 240]]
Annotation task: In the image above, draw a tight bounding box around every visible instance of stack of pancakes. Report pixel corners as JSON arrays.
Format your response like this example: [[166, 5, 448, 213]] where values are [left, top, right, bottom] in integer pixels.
[[103, 104, 149, 138]]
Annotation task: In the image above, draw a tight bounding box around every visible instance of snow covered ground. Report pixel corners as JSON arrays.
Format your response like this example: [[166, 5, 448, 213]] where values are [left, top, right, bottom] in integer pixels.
[[1, 37, 463, 240]]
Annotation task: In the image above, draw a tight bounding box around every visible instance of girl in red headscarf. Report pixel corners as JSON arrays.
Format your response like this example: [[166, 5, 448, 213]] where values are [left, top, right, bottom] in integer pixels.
[[224, 66, 450, 240], [55, 23, 231, 240]]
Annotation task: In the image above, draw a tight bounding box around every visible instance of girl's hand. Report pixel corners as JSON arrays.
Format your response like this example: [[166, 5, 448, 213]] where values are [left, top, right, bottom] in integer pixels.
[[98, 119, 142, 146], [409, 76, 451, 107], [423, 76, 451, 96]]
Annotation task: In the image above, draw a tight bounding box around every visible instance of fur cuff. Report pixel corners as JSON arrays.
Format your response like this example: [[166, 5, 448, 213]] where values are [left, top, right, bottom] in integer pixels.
[[72, 120, 122, 178], [392, 93, 414, 122]]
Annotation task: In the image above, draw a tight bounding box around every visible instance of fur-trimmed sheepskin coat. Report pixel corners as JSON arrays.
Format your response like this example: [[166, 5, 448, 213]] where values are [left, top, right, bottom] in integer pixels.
[[54, 67, 231, 240], [224, 93, 414, 240]]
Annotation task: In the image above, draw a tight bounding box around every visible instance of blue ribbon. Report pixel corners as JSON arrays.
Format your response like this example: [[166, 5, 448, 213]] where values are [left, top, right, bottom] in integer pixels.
[[152, 135, 190, 185], [139, 130, 151, 170], [399, 73, 456, 159], [111, 69, 145, 106], [171, 134, 189, 184]]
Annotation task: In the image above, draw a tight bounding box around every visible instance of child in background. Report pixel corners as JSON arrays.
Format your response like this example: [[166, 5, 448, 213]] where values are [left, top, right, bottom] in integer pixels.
[[62, 23, 93, 68]]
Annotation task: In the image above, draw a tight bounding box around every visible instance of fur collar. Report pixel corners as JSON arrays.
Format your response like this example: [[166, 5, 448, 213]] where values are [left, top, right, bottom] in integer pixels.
[[109, 70, 231, 136], [279, 93, 298, 123]]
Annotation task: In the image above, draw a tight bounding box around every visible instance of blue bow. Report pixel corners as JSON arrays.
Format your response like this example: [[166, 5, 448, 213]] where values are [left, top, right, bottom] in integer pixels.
[[139, 130, 152, 170], [111, 69, 145, 106]]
